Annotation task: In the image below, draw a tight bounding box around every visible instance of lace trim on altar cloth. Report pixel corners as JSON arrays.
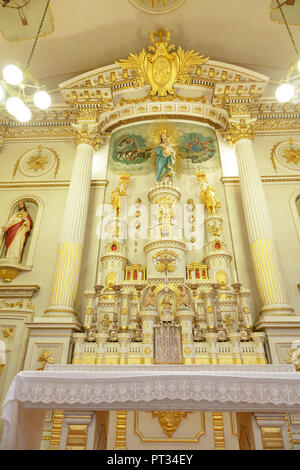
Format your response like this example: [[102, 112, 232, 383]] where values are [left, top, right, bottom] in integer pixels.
[[1, 365, 300, 449]]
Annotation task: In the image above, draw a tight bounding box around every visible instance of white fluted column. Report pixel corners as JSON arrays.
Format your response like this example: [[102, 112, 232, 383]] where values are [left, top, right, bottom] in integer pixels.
[[45, 118, 101, 317], [227, 119, 294, 316]]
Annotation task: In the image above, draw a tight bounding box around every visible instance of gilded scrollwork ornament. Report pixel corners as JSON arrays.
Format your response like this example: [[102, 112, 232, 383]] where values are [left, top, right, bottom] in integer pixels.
[[116, 28, 209, 97]]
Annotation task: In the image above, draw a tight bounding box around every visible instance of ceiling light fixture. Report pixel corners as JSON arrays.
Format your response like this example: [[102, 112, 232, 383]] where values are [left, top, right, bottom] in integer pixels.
[[1, 0, 31, 26], [275, 0, 300, 103], [1, 0, 51, 122]]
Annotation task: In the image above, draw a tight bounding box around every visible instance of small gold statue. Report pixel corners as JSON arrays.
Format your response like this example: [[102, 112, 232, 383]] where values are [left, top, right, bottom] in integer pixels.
[[197, 172, 221, 216], [107, 326, 119, 342], [132, 327, 142, 342], [193, 325, 206, 342], [110, 174, 130, 217], [217, 325, 228, 342], [240, 326, 251, 342]]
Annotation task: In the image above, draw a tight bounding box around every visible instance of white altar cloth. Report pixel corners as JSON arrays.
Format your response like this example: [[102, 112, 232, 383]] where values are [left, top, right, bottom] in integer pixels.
[[1, 364, 300, 450]]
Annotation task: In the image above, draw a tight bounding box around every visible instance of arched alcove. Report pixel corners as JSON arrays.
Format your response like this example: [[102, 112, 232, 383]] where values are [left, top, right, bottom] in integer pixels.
[[289, 190, 300, 245], [0, 194, 44, 270]]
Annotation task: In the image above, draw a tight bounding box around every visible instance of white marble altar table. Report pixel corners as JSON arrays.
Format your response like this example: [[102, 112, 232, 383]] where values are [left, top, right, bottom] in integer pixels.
[[1, 364, 300, 450]]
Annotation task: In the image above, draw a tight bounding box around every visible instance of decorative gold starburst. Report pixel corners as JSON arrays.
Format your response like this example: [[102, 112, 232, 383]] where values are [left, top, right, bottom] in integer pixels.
[[282, 147, 300, 165], [26, 145, 49, 172]]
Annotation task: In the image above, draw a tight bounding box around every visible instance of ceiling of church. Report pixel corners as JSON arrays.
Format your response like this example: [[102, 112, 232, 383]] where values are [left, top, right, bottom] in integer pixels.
[[1, 0, 300, 102]]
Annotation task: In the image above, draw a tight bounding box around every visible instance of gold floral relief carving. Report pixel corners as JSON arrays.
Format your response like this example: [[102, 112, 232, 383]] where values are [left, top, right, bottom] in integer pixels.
[[223, 313, 234, 333], [153, 249, 178, 273], [208, 223, 222, 238], [1, 327, 14, 339], [152, 411, 188, 438], [101, 314, 112, 333], [26, 299, 34, 310], [254, 118, 300, 132], [37, 349, 55, 371], [0, 299, 23, 309]]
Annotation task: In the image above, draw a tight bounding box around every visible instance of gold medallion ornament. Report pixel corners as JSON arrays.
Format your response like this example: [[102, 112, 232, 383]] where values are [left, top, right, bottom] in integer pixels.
[[116, 28, 209, 97], [13, 145, 60, 179], [271, 137, 300, 172], [128, 0, 186, 15]]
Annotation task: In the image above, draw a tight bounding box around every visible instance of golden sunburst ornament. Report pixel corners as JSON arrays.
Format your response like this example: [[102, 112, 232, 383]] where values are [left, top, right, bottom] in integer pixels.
[[27, 152, 49, 172], [128, 0, 186, 14]]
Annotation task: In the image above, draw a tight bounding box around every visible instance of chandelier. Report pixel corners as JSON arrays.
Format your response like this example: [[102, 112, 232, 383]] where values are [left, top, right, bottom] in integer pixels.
[[1, 0, 31, 25], [0, 0, 51, 122], [275, 0, 300, 103]]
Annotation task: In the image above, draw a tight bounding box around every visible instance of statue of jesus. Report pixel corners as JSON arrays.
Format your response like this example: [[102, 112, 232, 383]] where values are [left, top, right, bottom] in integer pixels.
[[1, 201, 33, 264]]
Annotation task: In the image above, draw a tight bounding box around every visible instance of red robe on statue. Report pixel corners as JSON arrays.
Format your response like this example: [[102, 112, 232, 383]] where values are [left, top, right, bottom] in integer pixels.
[[4, 213, 33, 260]]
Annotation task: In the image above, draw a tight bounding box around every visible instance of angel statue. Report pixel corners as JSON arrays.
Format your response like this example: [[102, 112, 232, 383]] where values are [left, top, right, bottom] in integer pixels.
[[177, 285, 192, 310], [142, 285, 156, 310], [196, 173, 221, 216], [1, 201, 33, 264], [110, 174, 130, 217], [156, 131, 176, 183]]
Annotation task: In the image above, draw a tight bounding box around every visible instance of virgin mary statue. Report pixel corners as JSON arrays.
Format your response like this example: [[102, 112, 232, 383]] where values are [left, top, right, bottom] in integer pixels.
[[1, 201, 33, 263], [156, 131, 176, 183]]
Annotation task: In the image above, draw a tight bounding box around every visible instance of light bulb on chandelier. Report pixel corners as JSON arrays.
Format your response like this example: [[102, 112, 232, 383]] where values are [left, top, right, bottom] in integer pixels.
[[3, 64, 23, 86], [14, 104, 32, 123], [6, 96, 25, 116], [1, 0, 51, 122], [275, 83, 295, 103], [33, 90, 51, 109]]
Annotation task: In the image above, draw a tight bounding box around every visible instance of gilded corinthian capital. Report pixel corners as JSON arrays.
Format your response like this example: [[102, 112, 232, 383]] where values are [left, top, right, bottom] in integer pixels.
[[72, 108, 103, 150], [226, 118, 256, 146], [72, 122, 102, 150]]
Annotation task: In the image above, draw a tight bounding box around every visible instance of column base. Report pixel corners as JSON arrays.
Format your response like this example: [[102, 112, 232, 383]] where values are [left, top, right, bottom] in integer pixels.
[[255, 315, 300, 364], [44, 306, 78, 319], [23, 317, 82, 370], [259, 304, 295, 317]]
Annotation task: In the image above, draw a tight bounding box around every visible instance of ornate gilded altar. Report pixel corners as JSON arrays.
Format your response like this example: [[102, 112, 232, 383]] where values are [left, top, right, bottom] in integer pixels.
[[72, 174, 266, 367]]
